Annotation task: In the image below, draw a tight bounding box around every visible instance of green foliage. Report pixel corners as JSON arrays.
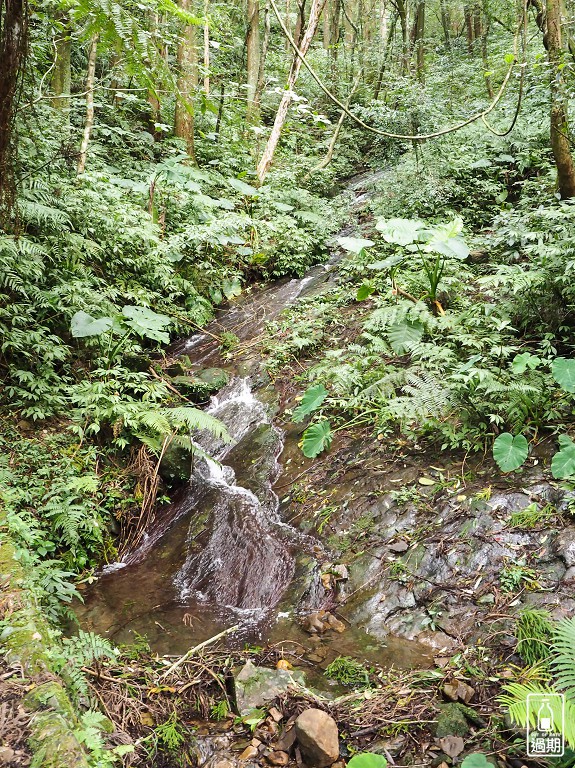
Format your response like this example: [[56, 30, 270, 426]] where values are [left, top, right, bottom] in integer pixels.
[[325, 656, 370, 688], [347, 754, 388, 768], [301, 420, 333, 458], [292, 384, 328, 423], [461, 755, 491, 768], [516, 608, 554, 665], [510, 502, 555, 529], [492, 433, 529, 472]]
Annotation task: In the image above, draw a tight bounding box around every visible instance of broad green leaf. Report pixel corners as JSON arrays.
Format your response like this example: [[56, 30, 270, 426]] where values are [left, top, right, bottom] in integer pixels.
[[367, 254, 404, 271], [461, 755, 491, 768], [552, 357, 575, 393], [551, 436, 575, 479], [427, 236, 469, 260], [227, 177, 258, 196], [222, 278, 242, 299], [511, 352, 541, 374], [296, 211, 324, 224], [337, 236, 375, 253], [70, 311, 113, 338], [469, 159, 492, 169], [301, 420, 332, 458], [293, 384, 328, 423], [387, 319, 424, 354], [376, 218, 424, 246], [347, 755, 388, 768], [356, 282, 375, 301], [273, 202, 295, 212], [122, 306, 171, 343], [493, 433, 528, 472]]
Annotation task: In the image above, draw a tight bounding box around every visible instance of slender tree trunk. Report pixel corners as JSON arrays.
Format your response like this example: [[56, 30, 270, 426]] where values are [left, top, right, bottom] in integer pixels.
[[0, 0, 28, 218], [246, 0, 260, 121], [77, 35, 98, 175], [411, 0, 425, 79], [174, 0, 198, 162], [464, 5, 474, 53], [394, 0, 409, 73], [215, 80, 225, 139], [148, 12, 162, 138], [546, 0, 575, 197], [256, 0, 326, 182], [254, 0, 271, 110], [203, 0, 210, 96], [294, 0, 307, 44], [52, 18, 71, 116], [480, 14, 493, 98], [373, 10, 396, 98], [439, 0, 451, 49]]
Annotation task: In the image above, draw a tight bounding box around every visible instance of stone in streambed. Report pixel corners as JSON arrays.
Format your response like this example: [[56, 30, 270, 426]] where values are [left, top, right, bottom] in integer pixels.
[[294, 709, 339, 767], [235, 660, 304, 716]]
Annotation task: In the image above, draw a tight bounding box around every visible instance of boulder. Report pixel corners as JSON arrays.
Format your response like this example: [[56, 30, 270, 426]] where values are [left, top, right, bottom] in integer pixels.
[[294, 709, 339, 767], [235, 661, 304, 716]]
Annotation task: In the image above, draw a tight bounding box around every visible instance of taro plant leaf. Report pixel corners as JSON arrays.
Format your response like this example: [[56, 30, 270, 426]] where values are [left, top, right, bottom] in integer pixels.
[[387, 319, 424, 354], [512, 352, 542, 375], [70, 311, 113, 338], [493, 433, 528, 472], [227, 177, 258, 196], [293, 384, 329, 423], [122, 306, 171, 343], [222, 278, 242, 299], [337, 236, 375, 253], [367, 254, 404, 271], [347, 754, 388, 768], [552, 358, 575, 393], [301, 420, 333, 458], [551, 435, 575, 479], [427, 236, 469, 260], [376, 217, 424, 246], [356, 281, 375, 301], [461, 755, 492, 768]]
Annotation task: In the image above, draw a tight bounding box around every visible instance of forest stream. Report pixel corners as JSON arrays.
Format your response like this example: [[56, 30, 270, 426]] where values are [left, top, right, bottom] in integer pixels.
[[75, 170, 436, 679]]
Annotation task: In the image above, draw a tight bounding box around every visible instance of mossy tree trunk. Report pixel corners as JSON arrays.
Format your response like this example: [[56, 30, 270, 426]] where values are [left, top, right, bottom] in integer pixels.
[[546, 0, 575, 198]]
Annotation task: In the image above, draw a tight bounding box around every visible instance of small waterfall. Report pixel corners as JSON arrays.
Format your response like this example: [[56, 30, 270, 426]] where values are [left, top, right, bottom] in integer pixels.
[[174, 377, 295, 613]]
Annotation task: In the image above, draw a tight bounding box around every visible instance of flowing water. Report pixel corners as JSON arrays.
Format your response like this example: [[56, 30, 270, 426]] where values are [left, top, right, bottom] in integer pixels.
[[76, 171, 434, 670]]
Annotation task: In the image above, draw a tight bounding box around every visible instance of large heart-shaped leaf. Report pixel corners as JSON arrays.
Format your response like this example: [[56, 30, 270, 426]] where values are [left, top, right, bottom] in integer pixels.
[[293, 384, 328, 423], [387, 319, 424, 354], [511, 352, 541, 374], [122, 306, 171, 343], [356, 282, 375, 301], [347, 754, 388, 768], [461, 754, 492, 768], [551, 435, 575, 479], [337, 236, 375, 253], [70, 311, 113, 338], [493, 432, 528, 472], [227, 177, 258, 196], [301, 420, 332, 458], [376, 218, 424, 246], [552, 357, 575, 393], [367, 254, 405, 271]]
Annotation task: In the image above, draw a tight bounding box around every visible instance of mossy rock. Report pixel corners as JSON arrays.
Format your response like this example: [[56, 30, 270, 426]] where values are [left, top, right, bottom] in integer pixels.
[[434, 703, 472, 738], [195, 367, 229, 392]]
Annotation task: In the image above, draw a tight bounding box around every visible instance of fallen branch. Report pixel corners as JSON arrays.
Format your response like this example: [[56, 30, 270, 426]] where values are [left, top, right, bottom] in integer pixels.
[[160, 625, 240, 679]]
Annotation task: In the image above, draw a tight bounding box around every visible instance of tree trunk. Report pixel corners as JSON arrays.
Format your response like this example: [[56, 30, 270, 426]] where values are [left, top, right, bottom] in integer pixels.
[[439, 0, 451, 50], [254, 0, 271, 111], [294, 0, 307, 45], [203, 0, 210, 96], [52, 18, 71, 115], [77, 35, 98, 175], [174, 0, 198, 162], [546, 0, 575, 197], [256, 0, 326, 182], [464, 5, 474, 53], [246, 0, 260, 121], [0, 0, 27, 218], [480, 13, 493, 98], [411, 0, 425, 79]]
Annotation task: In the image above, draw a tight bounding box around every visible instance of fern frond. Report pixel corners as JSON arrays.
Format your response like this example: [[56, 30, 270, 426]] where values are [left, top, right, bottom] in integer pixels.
[[552, 617, 575, 701]]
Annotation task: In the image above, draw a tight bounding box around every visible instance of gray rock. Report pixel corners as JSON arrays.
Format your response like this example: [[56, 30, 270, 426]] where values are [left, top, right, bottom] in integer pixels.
[[294, 709, 339, 767], [556, 528, 575, 566], [235, 661, 304, 715]]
